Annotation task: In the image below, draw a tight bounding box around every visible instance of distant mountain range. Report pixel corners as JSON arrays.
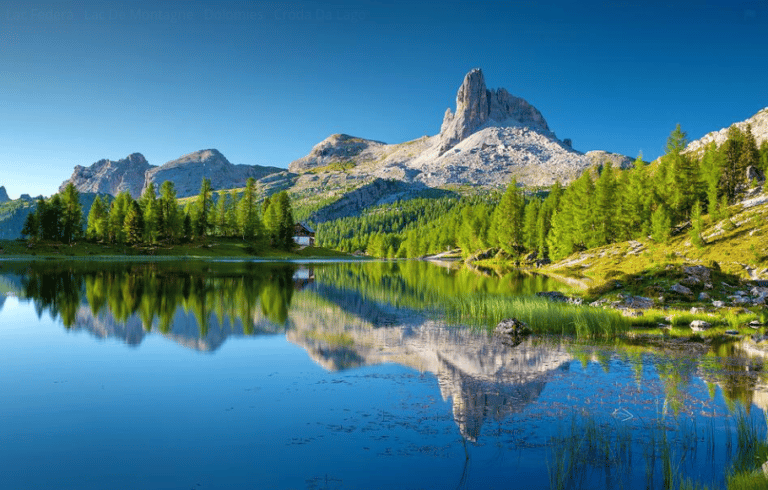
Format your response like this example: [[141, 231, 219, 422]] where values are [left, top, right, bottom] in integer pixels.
[[59, 149, 283, 199], [1, 68, 767, 238]]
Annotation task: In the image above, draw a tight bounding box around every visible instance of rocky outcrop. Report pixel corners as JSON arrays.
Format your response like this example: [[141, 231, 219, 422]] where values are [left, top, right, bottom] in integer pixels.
[[289, 69, 634, 193], [685, 107, 768, 155], [0, 186, 9, 203], [60, 153, 151, 198], [143, 149, 282, 198], [60, 150, 283, 199], [437, 68, 549, 155], [288, 134, 386, 173]]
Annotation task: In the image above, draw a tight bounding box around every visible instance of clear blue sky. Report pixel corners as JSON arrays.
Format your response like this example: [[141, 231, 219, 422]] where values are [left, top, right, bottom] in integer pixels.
[[1, 0, 767, 198]]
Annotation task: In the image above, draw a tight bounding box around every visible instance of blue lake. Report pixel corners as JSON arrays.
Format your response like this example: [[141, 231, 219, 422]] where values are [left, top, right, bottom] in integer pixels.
[[0, 260, 765, 489]]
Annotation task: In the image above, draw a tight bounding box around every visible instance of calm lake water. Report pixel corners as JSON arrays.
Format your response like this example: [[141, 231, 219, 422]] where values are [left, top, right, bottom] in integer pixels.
[[0, 259, 766, 489]]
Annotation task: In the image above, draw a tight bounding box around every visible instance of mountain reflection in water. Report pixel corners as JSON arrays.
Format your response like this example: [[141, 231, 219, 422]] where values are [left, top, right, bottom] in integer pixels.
[[1, 260, 576, 440]]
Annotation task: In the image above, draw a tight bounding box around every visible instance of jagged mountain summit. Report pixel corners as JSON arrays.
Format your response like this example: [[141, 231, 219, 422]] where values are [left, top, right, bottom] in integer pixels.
[[60, 149, 283, 198], [0, 186, 9, 203], [685, 107, 768, 155], [288, 68, 632, 191], [61, 153, 152, 198]]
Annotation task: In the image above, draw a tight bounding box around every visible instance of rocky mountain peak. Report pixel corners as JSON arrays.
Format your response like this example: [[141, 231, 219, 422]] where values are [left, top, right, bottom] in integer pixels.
[[685, 107, 768, 155], [288, 134, 387, 173], [143, 149, 282, 198], [60, 152, 153, 198], [0, 186, 9, 203], [438, 68, 550, 155]]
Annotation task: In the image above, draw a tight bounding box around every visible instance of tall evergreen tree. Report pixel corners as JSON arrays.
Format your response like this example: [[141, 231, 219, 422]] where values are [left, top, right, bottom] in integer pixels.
[[689, 200, 705, 248], [60, 183, 83, 244], [522, 198, 540, 253], [21, 211, 38, 240], [721, 125, 744, 202], [159, 180, 180, 241], [41, 194, 63, 241], [226, 190, 239, 236], [194, 178, 213, 238], [238, 177, 259, 239], [123, 200, 145, 245], [589, 162, 617, 247], [86, 195, 109, 241], [108, 192, 132, 244], [493, 180, 524, 255], [664, 124, 696, 223], [739, 124, 760, 181], [651, 204, 672, 244], [700, 142, 724, 220], [139, 182, 159, 243]]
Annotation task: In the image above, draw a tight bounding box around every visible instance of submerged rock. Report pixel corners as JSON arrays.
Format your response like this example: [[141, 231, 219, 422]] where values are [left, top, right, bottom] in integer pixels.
[[494, 318, 532, 347], [690, 320, 712, 332]]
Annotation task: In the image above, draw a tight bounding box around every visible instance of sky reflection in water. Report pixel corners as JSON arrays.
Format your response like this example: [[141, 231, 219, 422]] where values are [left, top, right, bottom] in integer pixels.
[[0, 260, 765, 489]]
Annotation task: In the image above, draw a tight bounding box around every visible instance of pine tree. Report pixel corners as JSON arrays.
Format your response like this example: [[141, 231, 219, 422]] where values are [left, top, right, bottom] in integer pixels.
[[108, 192, 132, 244], [721, 125, 744, 202], [238, 178, 258, 239], [622, 153, 651, 238], [493, 180, 524, 255], [214, 192, 228, 236], [651, 205, 672, 244], [522, 198, 540, 253], [195, 178, 213, 238], [86, 195, 109, 241], [689, 200, 705, 248], [274, 191, 295, 250], [570, 172, 594, 250], [159, 181, 180, 241], [590, 162, 616, 247], [41, 194, 63, 241], [60, 183, 83, 244], [700, 142, 723, 221], [123, 200, 145, 245], [21, 211, 38, 240], [139, 182, 159, 243], [226, 190, 239, 236], [664, 125, 696, 223], [739, 124, 760, 179], [262, 197, 280, 246]]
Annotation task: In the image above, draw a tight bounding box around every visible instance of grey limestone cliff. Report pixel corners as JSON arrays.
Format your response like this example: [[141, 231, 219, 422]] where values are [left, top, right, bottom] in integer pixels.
[[60, 149, 283, 199], [437, 68, 549, 155], [60, 153, 151, 198], [0, 186, 9, 203], [143, 149, 283, 198]]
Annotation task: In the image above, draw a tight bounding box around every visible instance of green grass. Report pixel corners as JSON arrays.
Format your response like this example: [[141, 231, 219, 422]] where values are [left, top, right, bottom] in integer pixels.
[[547, 409, 768, 490], [448, 294, 629, 338]]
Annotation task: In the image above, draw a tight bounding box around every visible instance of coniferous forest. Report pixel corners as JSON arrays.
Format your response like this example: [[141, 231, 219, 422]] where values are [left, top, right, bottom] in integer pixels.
[[21, 177, 297, 251], [317, 124, 768, 259], [17, 124, 767, 261]]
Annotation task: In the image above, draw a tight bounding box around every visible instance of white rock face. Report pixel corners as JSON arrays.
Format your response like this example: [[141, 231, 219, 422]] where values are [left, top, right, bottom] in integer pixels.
[[289, 68, 632, 189], [685, 107, 768, 154], [438, 68, 549, 155]]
